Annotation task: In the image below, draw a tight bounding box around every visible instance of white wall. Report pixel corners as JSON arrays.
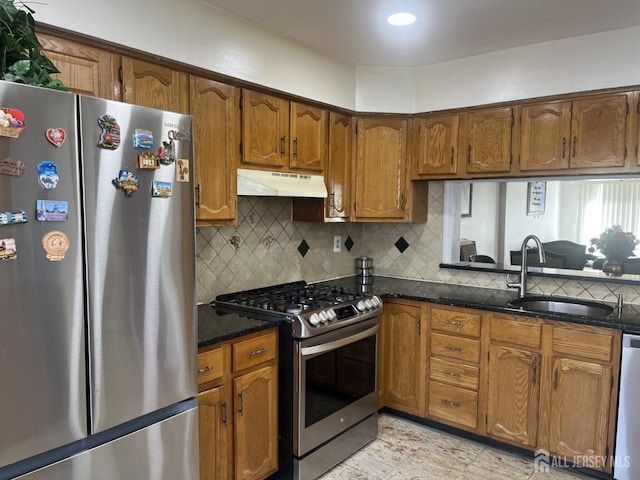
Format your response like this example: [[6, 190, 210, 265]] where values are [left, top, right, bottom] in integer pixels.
[[460, 182, 499, 260], [35, 2, 640, 114]]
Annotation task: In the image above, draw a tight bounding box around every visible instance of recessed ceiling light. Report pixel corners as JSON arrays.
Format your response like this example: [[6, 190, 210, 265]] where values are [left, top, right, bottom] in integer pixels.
[[387, 12, 416, 26]]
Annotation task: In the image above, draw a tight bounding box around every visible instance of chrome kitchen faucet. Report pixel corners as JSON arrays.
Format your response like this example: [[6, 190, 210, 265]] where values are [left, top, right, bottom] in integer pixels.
[[507, 235, 546, 298]]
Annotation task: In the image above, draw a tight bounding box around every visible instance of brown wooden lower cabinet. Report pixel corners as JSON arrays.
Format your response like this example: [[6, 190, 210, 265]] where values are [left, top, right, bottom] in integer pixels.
[[197, 329, 278, 480], [380, 299, 621, 474]]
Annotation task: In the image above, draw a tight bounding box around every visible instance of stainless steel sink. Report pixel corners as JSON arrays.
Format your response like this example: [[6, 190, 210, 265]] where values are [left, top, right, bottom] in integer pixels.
[[507, 296, 614, 318]]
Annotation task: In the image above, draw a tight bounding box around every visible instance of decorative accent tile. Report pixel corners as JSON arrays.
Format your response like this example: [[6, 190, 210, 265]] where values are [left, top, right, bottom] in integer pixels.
[[262, 235, 275, 248], [345, 235, 354, 251], [395, 236, 410, 253], [298, 239, 310, 257], [229, 234, 242, 251]]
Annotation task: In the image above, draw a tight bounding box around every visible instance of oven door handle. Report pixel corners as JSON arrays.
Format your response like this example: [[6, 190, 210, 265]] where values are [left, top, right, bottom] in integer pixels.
[[300, 324, 379, 357]]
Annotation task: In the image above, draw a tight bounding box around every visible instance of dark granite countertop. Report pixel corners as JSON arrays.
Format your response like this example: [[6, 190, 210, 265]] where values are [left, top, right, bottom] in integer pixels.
[[314, 276, 640, 334], [197, 303, 282, 349]]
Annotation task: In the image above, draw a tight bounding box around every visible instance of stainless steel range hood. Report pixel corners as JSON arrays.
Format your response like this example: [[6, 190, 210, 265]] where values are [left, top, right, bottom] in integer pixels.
[[237, 168, 328, 198]]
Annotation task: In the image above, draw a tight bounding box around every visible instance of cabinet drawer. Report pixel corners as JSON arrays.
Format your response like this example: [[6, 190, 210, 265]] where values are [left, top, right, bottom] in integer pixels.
[[552, 325, 614, 362], [198, 347, 225, 386], [233, 330, 277, 372], [489, 313, 542, 349], [428, 381, 478, 430], [429, 357, 479, 391], [431, 307, 481, 337], [430, 332, 480, 364]]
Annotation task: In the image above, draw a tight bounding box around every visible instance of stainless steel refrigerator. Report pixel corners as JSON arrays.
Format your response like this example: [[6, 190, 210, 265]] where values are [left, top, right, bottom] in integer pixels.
[[0, 81, 198, 479]]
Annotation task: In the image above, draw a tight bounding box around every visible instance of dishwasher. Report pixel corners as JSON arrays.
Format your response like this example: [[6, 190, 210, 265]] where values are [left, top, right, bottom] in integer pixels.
[[614, 333, 640, 480]]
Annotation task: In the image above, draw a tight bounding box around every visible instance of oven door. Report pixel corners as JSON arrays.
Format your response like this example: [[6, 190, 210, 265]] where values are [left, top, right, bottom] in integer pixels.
[[294, 316, 379, 457]]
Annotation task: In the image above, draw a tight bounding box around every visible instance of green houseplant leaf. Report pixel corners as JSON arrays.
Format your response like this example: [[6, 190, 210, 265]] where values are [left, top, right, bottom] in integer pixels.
[[0, 0, 67, 90]]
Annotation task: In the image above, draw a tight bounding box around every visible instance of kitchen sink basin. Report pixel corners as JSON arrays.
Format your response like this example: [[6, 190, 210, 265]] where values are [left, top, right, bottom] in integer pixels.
[[507, 296, 614, 318]]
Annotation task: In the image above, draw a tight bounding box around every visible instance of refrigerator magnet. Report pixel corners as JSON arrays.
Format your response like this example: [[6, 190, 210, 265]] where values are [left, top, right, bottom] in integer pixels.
[[42, 231, 70, 262], [0, 156, 25, 176], [0, 108, 26, 138], [134, 129, 154, 149], [97, 114, 121, 150], [137, 152, 160, 169], [0, 237, 17, 261], [0, 210, 28, 226], [112, 169, 139, 197], [151, 180, 172, 198], [36, 200, 68, 222], [176, 159, 189, 182], [45, 128, 66, 147], [37, 161, 59, 189], [157, 140, 175, 165]]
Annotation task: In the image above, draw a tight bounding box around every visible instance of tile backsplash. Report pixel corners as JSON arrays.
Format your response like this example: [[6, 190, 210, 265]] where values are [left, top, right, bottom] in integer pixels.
[[196, 182, 639, 305]]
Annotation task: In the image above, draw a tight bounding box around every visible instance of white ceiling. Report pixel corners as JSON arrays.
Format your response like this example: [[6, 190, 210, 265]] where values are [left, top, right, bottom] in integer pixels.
[[201, 0, 640, 67]]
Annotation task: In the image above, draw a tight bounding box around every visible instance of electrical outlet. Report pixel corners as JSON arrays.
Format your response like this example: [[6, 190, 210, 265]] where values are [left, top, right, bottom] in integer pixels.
[[333, 235, 341, 253]]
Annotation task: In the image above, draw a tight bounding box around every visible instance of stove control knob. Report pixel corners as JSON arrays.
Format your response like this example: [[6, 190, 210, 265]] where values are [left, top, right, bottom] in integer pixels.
[[319, 311, 329, 323], [327, 309, 337, 321], [356, 300, 366, 311], [371, 296, 382, 307], [309, 313, 321, 326], [364, 299, 374, 309]]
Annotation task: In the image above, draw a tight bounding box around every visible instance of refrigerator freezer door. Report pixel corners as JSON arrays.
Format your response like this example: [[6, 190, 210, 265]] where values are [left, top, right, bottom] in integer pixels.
[[0, 82, 87, 468], [14, 405, 199, 479], [78, 96, 197, 433]]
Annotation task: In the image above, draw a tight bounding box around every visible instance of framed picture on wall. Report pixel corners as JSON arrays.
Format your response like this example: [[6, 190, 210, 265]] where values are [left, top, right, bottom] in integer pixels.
[[461, 182, 472, 217], [527, 181, 546, 215]]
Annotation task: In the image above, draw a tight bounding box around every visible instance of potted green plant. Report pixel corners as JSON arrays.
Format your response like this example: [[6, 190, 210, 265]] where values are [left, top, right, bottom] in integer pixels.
[[0, 0, 66, 89]]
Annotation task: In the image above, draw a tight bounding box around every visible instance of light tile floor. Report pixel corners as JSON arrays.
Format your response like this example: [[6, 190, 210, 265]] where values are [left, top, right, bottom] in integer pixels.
[[319, 414, 594, 480]]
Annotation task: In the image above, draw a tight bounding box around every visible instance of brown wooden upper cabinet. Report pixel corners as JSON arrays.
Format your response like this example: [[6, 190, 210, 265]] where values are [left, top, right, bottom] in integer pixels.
[[190, 76, 240, 226], [325, 112, 353, 219], [462, 106, 513, 176], [241, 90, 327, 172], [354, 117, 408, 220], [412, 113, 460, 178], [37, 33, 119, 100], [121, 57, 189, 114], [519, 93, 633, 172]]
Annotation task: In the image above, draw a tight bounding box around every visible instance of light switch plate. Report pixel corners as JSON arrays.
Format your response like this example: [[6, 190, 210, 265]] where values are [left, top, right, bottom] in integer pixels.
[[333, 236, 341, 253]]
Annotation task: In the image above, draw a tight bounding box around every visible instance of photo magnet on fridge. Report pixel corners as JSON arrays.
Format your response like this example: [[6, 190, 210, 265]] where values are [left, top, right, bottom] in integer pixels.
[[37, 161, 59, 189], [0, 210, 28, 225], [151, 180, 172, 198], [134, 129, 154, 149], [0, 108, 26, 138], [0, 237, 17, 261], [36, 200, 68, 222]]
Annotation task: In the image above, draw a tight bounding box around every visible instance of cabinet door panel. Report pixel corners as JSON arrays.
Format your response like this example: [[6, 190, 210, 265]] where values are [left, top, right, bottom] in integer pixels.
[[234, 365, 278, 480], [326, 112, 353, 219], [290, 103, 327, 171], [548, 357, 611, 460], [383, 302, 423, 414], [122, 57, 188, 113], [486, 345, 540, 447], [191, 76, 239, 224], [355, 118, 407, 219], [570, 93, 629, 168], [465, 107, 512, 173], [520, 101, 571, 171], [38, 33, 119, 100], [198, 385, 229, 480], [242, 91, 289, 168], [415, 114, 459, 176]]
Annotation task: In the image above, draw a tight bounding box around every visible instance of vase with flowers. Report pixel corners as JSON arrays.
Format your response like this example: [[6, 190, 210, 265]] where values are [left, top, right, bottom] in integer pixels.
[[589, 225, 639, 276]]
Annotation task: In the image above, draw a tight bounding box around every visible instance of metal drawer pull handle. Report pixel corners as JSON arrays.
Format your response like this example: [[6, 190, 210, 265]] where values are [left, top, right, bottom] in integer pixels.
[[442, 370, 461, 378], [445, 319, 463, 327], [441, 399, 460, 407], [250, 347, 269, 357], [222, 401, 228, 427], [444, 345, 463, 352], [198, 365, 213, 373], [238, 392, 244, 416]]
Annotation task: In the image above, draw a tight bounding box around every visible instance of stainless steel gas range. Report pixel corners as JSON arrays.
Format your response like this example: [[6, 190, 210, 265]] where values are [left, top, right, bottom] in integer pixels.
[[215, 281, 382, 480]]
